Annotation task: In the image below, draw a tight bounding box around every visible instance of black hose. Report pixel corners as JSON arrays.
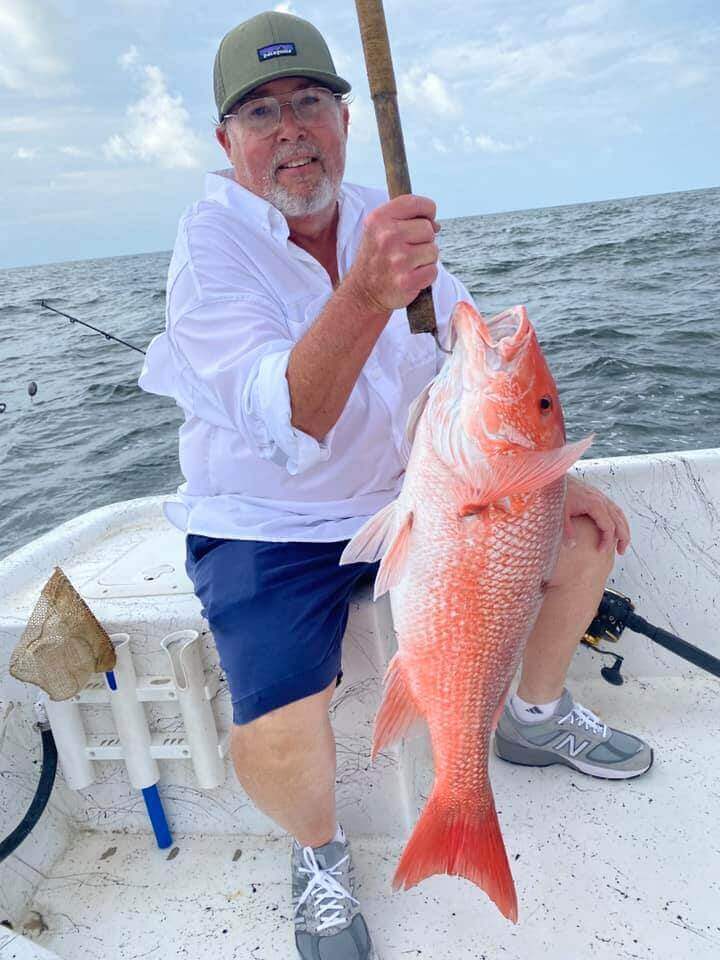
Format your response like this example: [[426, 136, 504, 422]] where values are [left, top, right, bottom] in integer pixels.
[[0, 724, 58, 864]]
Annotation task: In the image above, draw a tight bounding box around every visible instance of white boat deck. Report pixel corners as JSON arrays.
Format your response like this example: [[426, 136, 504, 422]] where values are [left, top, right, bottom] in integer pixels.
[[6, 674, 719, 960], [2, 449, 720, 960]]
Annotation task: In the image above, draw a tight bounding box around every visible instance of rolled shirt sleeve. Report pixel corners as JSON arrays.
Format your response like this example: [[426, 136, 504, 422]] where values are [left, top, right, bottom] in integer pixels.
[[246, 347, 333, 475]]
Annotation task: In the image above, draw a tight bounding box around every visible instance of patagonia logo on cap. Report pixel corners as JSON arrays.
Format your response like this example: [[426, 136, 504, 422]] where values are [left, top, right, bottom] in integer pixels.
[[257, 42, 297, 62]]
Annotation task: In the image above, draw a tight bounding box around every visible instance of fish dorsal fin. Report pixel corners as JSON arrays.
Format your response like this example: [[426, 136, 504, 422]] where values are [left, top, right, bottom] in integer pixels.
[[406, 377, 435, 445], [461, 435, 594, 512]]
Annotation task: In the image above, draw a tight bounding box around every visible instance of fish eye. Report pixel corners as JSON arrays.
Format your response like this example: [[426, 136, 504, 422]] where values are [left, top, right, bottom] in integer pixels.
[[539, 395, 553, 415]]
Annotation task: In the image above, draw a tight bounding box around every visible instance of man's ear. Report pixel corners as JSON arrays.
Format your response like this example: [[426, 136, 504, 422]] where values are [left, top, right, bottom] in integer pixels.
[[341, 103, 350, 138], [215, 124, 232, 160]]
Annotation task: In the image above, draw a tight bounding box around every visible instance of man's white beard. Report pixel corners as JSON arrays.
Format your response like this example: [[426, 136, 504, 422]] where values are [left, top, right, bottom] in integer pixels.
[[265, 170, 339, 218]]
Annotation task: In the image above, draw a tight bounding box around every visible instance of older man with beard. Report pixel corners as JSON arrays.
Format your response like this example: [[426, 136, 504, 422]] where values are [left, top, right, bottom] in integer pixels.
[[139, 11, 651, 959]]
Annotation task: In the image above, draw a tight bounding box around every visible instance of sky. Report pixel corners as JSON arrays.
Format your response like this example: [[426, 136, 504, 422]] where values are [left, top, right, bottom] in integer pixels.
[[1, 0, 718, 269]]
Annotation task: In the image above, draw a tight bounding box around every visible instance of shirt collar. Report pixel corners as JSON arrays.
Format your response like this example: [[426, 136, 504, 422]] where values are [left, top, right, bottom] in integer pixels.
[[205, 168, 364, 253], [205, 169, 284, 236]]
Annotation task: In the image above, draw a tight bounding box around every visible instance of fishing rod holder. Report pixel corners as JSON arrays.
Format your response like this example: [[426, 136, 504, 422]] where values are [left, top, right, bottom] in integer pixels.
[[44, 631, 226, 792]]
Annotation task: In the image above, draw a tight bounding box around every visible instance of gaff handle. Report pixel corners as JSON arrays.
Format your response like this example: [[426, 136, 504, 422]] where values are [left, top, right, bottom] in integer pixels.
[[354, 0, 438, 336]]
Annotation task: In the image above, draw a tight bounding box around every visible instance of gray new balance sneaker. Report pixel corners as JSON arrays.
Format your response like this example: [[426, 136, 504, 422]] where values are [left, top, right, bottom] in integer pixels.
[[494, 688, 653, 779], [292, 829, 377, 960]]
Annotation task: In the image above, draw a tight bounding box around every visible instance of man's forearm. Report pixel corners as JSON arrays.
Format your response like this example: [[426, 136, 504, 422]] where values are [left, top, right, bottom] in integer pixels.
[[286, 277, 391, 441]]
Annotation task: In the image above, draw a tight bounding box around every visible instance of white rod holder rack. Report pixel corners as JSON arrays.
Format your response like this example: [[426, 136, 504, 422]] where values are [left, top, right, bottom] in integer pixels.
[[45, 631, 227, 792]]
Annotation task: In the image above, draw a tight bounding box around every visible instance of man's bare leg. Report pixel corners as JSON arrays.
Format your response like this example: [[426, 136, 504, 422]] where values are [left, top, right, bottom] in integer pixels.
[[517, 515, 616, 704], [229, 678, 338, 848]]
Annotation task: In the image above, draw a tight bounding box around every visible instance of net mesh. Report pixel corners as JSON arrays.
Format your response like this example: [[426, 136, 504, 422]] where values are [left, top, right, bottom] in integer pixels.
[[9, 566, 116, 701]]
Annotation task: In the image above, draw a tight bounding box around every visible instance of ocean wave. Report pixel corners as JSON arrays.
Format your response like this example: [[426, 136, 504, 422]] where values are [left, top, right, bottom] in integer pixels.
[[1, 185, 717, 560]]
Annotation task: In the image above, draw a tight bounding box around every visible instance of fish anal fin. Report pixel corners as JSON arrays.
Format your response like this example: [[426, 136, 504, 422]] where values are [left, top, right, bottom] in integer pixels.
[[373, 511, 414, 599], [393, 788, 518, 923], [339, 499, 397, 566], [371, 654, 424, 759]]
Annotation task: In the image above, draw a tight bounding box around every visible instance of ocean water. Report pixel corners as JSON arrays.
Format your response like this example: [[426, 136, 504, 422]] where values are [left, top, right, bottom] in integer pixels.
[[0, 186, 718, 561]]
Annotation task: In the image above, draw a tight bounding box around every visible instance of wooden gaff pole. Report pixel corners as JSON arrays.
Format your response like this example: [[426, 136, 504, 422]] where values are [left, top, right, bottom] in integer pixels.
[[354, 0, 437, 336]]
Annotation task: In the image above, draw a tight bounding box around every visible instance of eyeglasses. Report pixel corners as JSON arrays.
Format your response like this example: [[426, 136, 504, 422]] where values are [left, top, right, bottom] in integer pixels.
[[223, 86, 343, 138]]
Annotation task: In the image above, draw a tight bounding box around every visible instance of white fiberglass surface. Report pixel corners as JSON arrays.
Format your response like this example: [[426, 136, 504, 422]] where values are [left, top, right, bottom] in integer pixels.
[[12, 674, 720, 960]]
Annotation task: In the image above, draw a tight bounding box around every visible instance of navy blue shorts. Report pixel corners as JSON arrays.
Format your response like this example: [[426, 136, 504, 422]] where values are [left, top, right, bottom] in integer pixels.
[[185, 535, 379, 726]]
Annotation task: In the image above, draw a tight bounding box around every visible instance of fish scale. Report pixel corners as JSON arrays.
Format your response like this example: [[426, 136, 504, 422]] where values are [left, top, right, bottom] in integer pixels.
[[340, 301, 592, 923]]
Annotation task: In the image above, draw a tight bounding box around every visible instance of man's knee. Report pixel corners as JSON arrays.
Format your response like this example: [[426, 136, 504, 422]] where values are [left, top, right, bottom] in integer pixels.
[[230, 679, 336, 759], [550, 514, 616, 589]]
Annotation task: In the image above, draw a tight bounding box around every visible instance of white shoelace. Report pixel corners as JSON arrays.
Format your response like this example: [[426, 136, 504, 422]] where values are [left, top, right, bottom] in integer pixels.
[[558, 702, 608, 737], [294, 846, 359, 932]]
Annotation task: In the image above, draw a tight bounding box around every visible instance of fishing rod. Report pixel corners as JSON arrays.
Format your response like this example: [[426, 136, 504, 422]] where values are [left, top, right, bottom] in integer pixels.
[[39, 300, 146, 355], [583, 588, 720, 685]]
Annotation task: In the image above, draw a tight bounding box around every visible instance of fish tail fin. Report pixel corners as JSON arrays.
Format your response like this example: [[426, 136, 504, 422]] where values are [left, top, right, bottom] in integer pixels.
[[371, 654, 423, 760], [393, 787, 518, 923]]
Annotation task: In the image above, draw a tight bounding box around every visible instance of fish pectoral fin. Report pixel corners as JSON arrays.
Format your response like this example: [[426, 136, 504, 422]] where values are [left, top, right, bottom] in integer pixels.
[[339, 499, 398, 566], [469, 435, 594, 505], [373, 511, 414, 599]]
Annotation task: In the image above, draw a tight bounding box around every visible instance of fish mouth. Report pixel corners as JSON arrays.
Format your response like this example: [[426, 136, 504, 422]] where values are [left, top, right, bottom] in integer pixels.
[[478, 306, 530, 368], [452, 303, 530, 372]]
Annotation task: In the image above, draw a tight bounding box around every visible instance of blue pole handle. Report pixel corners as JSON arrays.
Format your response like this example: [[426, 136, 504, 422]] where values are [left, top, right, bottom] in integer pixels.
[[104, 669, 172, 849], [142, 785, 173, 849]]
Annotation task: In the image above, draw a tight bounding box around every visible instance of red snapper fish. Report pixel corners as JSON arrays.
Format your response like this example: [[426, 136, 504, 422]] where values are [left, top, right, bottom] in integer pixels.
[[340, 301, 592, 921]]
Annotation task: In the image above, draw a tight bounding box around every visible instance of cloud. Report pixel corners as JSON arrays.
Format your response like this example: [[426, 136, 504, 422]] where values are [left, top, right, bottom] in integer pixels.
[[547, 0, 613, 30], [118, 45, 140, 70], [103, 61, 201, 169], [59, 145, 92, 158], [347, 95, 379, 145], [457, 126, 526, 154], [0, 115, 50, 133], [400, 68, 460, 116], [0, 0, 69, 92], [273, 2, 295, 12], [9, 144, 93, 160], [672, 68, 707, 90], [633, 44, 679, 66]]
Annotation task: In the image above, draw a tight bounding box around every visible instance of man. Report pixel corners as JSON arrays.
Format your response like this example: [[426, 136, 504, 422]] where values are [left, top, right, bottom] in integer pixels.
[[139, 12, 652, 959]]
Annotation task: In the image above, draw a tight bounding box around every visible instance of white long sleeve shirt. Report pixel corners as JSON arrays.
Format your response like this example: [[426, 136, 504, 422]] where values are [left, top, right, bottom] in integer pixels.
[[138, 168, 474, 542]]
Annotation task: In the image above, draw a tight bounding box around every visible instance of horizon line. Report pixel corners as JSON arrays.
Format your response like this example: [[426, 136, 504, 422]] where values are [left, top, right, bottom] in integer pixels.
[[2, 182, 717, 273]]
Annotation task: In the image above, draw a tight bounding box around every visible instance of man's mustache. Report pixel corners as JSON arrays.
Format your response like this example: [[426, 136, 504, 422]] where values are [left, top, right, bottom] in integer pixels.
[[272, 145, 323, 174]]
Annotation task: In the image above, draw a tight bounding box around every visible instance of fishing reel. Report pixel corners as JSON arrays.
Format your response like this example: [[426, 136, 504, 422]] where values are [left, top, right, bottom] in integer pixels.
[[582, 588, 720, 686], [581, 588, 631, 686]]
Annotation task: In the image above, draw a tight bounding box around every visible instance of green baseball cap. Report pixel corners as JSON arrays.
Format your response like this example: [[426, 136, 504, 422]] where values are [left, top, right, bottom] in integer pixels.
[[213, 12, 352, 120]]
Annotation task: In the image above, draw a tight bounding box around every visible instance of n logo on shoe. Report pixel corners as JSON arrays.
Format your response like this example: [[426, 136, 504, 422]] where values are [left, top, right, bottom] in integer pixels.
[[553, 734, 590, 758]]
